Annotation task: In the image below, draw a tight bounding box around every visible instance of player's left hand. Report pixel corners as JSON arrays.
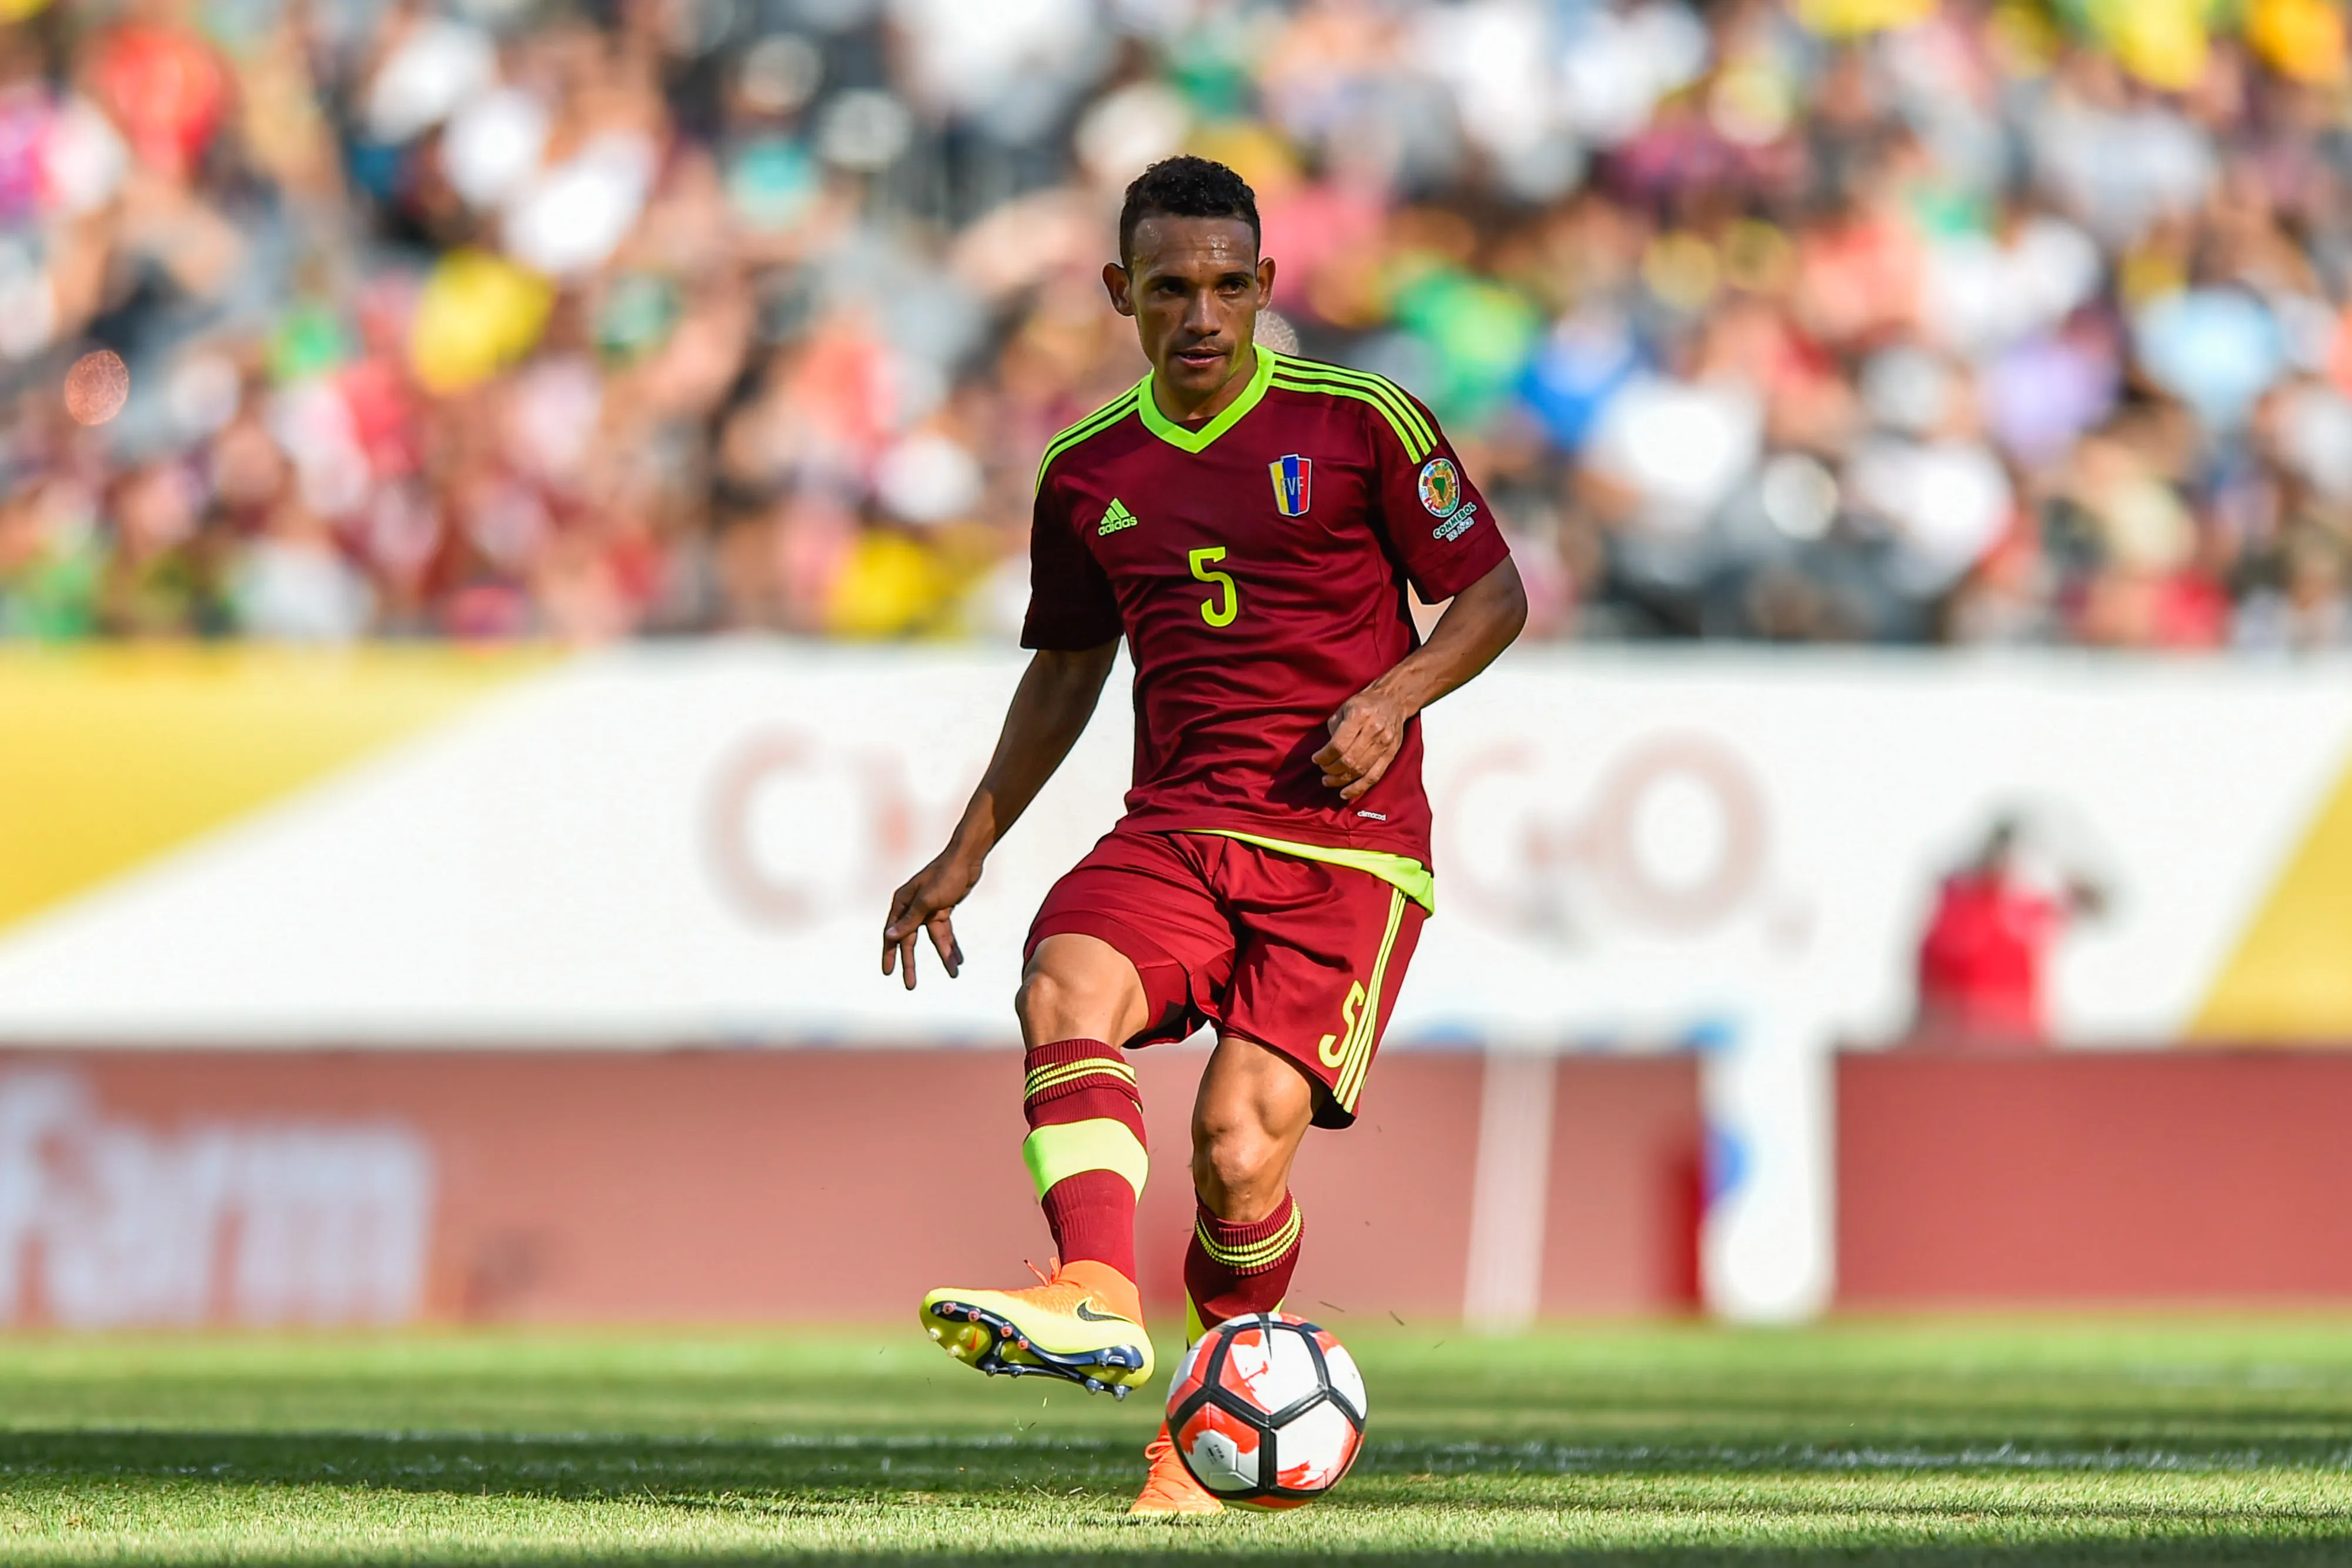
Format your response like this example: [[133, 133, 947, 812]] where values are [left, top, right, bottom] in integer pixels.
[[1315, 687, 1409, 801]]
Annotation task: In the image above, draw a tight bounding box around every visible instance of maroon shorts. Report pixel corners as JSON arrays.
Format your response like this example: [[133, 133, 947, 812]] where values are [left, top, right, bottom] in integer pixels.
[[1026, 828, 1426, 1128]]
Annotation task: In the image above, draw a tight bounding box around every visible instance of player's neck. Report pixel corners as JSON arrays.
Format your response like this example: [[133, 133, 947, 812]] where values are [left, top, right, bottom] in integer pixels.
[[1150, 343, 1260, 427]]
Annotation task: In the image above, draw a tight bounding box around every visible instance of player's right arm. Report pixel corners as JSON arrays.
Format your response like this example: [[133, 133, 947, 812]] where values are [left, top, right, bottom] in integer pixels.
[[881, 642, 1117, 989], [882, 442, 1126, 990]]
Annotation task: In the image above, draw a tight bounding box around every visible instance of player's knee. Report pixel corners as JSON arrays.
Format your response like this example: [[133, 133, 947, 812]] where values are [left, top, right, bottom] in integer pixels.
[[1017, 935, 1147, 1044], [1013, 967, 1067, 1035], [1191, 1117, 1284, 1215], [1015, 964, 1113, 1042]]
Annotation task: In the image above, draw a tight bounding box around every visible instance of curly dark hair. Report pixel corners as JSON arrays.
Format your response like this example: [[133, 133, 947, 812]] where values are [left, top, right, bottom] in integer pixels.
[[1117, 156, 1260, 266]]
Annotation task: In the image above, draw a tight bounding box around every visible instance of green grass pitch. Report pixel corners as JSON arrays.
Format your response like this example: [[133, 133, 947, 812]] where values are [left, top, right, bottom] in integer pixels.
[[2, 1320, 2351, 1564]]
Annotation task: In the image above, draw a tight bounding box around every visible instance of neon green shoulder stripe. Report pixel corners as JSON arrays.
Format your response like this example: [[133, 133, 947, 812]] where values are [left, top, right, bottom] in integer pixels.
[[1040, 393, 1133, 464], [1270, 373, 1432, 462], [1279, 373, 1439, 456], [1269, 362, 1434, 461], [1272, 355, 1436, 444], [1034, 390, 1141, 492], [1272, 355, 1436, 449], [1187, 830, 1434, 913], [1034, 391, 1138, 490]]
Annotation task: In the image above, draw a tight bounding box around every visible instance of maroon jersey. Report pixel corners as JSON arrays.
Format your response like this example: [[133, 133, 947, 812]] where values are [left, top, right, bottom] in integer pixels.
[[1023, 345, 1511, 869]]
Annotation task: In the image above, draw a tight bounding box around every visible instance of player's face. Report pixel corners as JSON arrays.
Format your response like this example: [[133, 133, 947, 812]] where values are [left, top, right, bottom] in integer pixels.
[[1105, 216, 1277, 410]]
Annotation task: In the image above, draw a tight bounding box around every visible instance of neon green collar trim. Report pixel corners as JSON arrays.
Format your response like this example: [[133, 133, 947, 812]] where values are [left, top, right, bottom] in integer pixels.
[[1136, 343, 1275, 454]]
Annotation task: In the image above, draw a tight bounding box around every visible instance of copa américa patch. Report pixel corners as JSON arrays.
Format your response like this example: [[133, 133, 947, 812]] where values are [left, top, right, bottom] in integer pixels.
[[1416, 457, 1462, 519]]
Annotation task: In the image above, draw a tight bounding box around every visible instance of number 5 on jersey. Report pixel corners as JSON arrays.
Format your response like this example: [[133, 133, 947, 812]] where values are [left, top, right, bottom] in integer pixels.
[[1189, 547, 1238, 627]]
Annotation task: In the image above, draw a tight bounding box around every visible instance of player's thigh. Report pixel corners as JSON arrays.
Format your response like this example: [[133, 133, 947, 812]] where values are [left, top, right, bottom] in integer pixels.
[[1025, 830, 1238, 1051], [1221, 860, 1426, 1129], [1018, 934, 1150, 1048]]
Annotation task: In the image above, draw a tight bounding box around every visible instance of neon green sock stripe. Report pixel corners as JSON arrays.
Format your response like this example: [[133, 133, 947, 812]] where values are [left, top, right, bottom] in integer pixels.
[[1023, 1058, 1136, 1099], [1272, 355, 1436, 446], [1198, 1228, 1301, 1271], [1022, 1118, 1148, 1200], [1198, 1240, 1295, 1272], [1022, 1070, 1130, 1102], [1033, 393, 1139, 490], [1271, 359, 1436, 452], [1026, 1057, 1135, 1085], [1194, 1205, 1303, 1269], [1199, 1233, 1294, 1268]]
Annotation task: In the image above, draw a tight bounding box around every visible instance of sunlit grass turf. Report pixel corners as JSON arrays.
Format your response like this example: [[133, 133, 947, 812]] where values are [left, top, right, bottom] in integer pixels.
[[2, 1321, 2352, 1563]]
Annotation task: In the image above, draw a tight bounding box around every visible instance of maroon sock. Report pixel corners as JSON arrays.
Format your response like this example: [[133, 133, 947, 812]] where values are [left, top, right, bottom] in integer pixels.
[[1184, 1191, 1302, 1330], [1038, 1169, 1137, 1281], [1022, 1039, 1145, 1281]]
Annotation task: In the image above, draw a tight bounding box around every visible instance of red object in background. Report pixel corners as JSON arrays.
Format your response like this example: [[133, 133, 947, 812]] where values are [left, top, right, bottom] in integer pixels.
[[1839, 1050, 2352, 1306], [1257, 182, 1385, 311], [0, 91, 44, 222], [2155, 569, 2233, 648], [89, 25, 228, 179], [337, 360, 422, 479], [1915, 870, 2064, 1044]]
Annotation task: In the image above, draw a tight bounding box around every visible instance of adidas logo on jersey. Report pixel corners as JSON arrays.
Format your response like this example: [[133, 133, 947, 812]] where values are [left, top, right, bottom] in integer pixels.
[[1098, 499, 1139, 535]]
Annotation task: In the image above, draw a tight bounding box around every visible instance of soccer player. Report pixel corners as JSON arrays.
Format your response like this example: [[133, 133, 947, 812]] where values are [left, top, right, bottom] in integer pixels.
[[881, 156, 1526, 1515]]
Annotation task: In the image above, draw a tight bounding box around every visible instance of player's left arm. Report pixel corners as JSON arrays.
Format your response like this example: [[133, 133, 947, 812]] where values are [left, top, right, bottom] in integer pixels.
[[1317, 397, 1528, 801], [1314, 556, 1525, 801]]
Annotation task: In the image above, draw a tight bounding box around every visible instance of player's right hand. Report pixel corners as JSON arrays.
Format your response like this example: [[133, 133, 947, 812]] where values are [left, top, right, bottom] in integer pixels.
[[883, 850, 979, 990]]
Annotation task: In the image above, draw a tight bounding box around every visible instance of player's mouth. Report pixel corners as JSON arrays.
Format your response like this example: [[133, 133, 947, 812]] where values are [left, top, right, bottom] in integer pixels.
[[1171, 342, 1228, 373]]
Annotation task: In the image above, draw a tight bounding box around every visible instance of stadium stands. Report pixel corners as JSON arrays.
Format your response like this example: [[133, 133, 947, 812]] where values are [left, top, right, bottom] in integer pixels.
[[2, 0, 2350, 647]]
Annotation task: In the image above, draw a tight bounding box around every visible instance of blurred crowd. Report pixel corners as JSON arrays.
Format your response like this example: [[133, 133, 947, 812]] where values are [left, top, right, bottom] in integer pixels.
[[7, 0, 2352, 647]]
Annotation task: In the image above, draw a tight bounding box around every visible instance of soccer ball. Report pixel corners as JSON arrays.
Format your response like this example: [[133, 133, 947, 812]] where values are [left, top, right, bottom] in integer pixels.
[[1165, 1312, 1367, 1509]]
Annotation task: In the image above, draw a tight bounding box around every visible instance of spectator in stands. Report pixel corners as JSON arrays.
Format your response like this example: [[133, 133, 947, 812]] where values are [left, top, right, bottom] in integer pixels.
[[4, 0, 2352, 650], [1913, 815, 2108, 1048]]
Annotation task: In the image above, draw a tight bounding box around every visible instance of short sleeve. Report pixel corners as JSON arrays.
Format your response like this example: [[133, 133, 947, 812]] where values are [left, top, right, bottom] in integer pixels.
[[1368, 389, 1512, 602], [1020, 472, 1123, 650]]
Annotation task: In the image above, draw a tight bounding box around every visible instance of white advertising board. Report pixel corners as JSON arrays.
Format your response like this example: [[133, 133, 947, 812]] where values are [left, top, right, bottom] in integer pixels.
[[4, 646, 2349, 1318]]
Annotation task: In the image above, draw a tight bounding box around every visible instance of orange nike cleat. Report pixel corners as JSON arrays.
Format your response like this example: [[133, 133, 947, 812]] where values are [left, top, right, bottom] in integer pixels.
[[1128, 1422, 1225, 1516], [919, 1259, 1152, 1396]]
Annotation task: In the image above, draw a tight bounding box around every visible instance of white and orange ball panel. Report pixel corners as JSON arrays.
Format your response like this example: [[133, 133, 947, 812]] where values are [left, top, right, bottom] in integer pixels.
[[1165, 1313, 1367, 1509]]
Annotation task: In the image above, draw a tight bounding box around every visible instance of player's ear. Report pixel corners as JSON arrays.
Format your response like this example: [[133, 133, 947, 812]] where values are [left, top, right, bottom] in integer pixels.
[[1255, 255, 1276, 309], [1104, 261, 1135, 317]]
